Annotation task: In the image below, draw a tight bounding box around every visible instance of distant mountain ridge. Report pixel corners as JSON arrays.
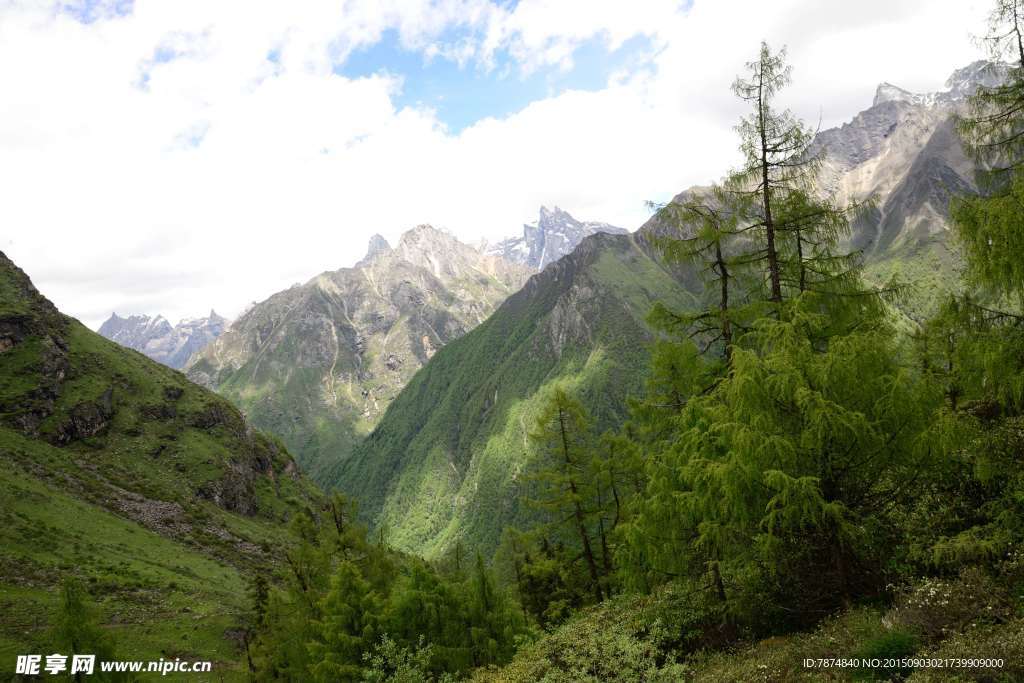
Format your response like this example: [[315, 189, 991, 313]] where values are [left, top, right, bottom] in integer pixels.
[[485, 206, 627, 271], [98, 310, 227, 369], [185, 224, 532, 482]]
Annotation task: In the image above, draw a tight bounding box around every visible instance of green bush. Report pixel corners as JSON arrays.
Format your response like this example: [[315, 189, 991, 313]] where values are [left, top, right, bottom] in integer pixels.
[[853, 629, 919, 680]]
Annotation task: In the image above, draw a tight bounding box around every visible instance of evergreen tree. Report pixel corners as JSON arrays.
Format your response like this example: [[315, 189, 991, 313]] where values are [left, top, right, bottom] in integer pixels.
[[954, 1, 1024, 305], [464, 554, 523, 666], [648, 186, 749, 367], [628, 304, 944, 624], [727, 42, 814, 304], [383, 562, 470, 671], [309, 561, 382, 682], [723, 42, 879, 322], [527, 387, 605, 602], [911, 0, 1024, 570]]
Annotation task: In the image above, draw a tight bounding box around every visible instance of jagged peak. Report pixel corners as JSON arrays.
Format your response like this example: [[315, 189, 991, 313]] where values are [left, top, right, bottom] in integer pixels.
[[945, 59, 1008, 98], [873, 82, 918, 107], [872, 60, 1009, 110], [366, 233, 390, 255], [356, 233, 393, 266], [397, 223, 460, 247]]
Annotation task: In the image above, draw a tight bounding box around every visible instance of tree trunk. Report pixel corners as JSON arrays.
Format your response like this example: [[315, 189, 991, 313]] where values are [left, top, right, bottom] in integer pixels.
[[715, 239, 733, 364], [796, 228, 806, 292], [711, 560, 727, 603], [758, 69, 783, 304], [558, 407, 604, 602]]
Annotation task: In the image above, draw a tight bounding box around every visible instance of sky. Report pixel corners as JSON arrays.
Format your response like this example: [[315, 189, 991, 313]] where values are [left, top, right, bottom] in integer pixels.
[[0, 0, 991, 328]]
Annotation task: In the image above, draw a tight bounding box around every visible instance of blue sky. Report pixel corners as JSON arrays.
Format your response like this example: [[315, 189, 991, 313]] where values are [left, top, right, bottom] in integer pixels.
[[58, 0, 134, 24], [340, 30, 656, 132]]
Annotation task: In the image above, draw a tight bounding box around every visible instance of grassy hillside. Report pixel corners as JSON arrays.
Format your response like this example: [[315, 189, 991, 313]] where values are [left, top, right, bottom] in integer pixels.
[[0, 251, 321, 679], [327, 232, 701, 560]]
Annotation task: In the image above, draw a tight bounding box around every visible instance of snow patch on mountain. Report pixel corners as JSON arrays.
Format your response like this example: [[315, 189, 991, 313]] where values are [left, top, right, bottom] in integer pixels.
[[98, 310, 227, 369], [485, 206, 628, 271]]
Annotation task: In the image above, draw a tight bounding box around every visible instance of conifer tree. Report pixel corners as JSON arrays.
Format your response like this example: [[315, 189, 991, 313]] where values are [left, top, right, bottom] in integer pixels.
[[309, 561, 381, 682], [648, 186, 749, 367], [464, 554, 522, 666], [528, 386, 604, 602], [383, 562, 469, 671], [629, 305, 944, 622], [916, 1, 1024, 562], [723, 42, 878, 321], [728, 42, 813, 304], [621, 42, 923, 624], [954, 1, 1024, 305]]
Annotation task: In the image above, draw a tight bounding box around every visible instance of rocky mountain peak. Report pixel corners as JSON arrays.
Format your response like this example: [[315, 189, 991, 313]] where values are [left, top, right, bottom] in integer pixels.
[[398, 223, 451, 246], [872, 82, 919, 107], [486, 206, 627, 271], [944, 59, 1008, 99], [366, 233, 391, 259], [872, 60, 1007, 109], [184, 222, 531, 480], [356, 233, 392, 267], [99, 310, 227, 370]]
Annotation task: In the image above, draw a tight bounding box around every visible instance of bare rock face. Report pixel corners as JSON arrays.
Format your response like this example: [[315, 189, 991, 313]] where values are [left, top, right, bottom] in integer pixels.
[[485, 206, 628, 272], [185, 225, 532, 481], [99, 310, 227, 369], [52, 388, 114, 444], [812, 60, 1007, 254], [0, 252, 70, 436]]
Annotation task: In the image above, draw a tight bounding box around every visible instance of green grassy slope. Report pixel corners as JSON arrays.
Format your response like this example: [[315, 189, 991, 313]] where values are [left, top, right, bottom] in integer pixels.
[[0, 251, 321, 679], [326, 232, 701, 560], [471, 590, 1024, 682]]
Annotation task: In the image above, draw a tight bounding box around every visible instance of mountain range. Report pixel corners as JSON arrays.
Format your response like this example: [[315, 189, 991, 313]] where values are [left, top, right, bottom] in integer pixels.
[[97, 310, 227, 370], [325, 61, 996, 560], [85, 61, 995, 562], [184, 224, 532, 482]]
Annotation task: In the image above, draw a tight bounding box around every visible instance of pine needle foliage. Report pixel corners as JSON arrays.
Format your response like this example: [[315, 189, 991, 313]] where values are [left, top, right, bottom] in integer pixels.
[[249, 494, 526, 680]]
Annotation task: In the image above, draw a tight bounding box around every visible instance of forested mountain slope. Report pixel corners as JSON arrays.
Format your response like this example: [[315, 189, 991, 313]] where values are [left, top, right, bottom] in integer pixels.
[[327, 228, 701, 559]]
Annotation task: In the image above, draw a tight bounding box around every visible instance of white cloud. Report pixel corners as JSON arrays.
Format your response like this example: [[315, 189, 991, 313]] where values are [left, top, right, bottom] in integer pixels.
[[0, 0, 989, 328]]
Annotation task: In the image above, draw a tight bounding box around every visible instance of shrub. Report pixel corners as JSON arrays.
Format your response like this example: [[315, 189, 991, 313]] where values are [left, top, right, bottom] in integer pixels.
[[889, 568, 1011, 641], [853, 629, 919, 680]]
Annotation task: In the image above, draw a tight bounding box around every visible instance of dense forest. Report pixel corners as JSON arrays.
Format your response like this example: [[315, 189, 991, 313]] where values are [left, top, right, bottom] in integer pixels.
[[234, 4, 1024, 681]]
